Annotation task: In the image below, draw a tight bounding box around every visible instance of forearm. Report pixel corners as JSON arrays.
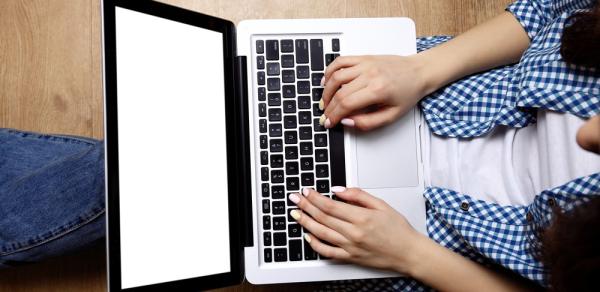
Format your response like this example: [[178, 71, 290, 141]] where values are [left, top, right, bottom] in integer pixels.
[[415, 11, 530, 95], [402, 234, 533, 292]]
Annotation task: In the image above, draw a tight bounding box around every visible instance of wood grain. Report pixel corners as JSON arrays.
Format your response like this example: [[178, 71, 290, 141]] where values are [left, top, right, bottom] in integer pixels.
[[0, 0, 511, 291]]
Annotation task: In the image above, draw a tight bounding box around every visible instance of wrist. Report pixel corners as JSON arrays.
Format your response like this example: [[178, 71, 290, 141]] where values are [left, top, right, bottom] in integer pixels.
[[393, 232, 436, 278]]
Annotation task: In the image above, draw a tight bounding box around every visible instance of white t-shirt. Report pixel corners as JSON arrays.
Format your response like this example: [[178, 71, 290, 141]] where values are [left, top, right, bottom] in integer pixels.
[[422, 111, 600, 206]]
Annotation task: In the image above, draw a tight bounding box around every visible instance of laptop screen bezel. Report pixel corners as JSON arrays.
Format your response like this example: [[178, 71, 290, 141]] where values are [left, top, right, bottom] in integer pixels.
[[102, 0, 243, 290]]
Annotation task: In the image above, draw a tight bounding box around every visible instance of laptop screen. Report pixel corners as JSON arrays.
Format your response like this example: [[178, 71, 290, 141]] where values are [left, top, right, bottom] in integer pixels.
[[114, 7, 231, 289]]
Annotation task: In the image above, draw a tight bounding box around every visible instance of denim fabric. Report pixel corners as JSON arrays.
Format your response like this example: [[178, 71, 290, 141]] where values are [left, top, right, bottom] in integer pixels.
[[0, 128, 105, 268]]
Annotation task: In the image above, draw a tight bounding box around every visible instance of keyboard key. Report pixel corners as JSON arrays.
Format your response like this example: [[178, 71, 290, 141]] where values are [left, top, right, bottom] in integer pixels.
[[271, 170, 284, 183], [298, 111, 311, 124], [284, 130, 297, 144], [256, 40, 265, 54], [282, 70, 295, 83], [272, 185, 285, 199], [313, 103, 323, 116], [310, 39, 324, 71], [332, 38, 340, 52], [315, 149, 328, 162], [263, 215, 271, 229], [281, 39, 294, 53], [297, 65, 309, 79], [295, 39, 309, 64], [301, 172, 314, 186], [284, 116, 297, 129], [312, 88, 323, 101], [289, 224, 302, 238], [314, 119, 326, 132], [273, 217, 286, 230], [258, 87, 266, 101], [261, 151, 268, 165], [261, 167, 268, 181], [267, 77, 280, 91], [264, 232, 272, 246], [267, 62, 280, 76], [299, 126, 312, 140], [316, 179, 329, 193], [287, 176, 300, 191], [266, 40, 279, 60], [300, 142, 313, 155], [268, 93, 281, 106], [316, 164, 329, 177], [260, 135, 268, 149], [257, 71, 265, 85], [300, 157, 314, 170], [270, 154, 283, 168], [325, 53, 335, 66], [298, 96, 311, 109], [274, 248, 287, 262], [257, 55, 265, 69], [272, 201, 286, 215], [268, 108, 282, 121], [259, 119, 267, 133], [297, 81, 310, 94], [315, 133, 328, 147], [289, 239, 302, 261], [269, 124, 282, 137], [262, 199, 270, 213], [283, 100, 296, 114], [261, 182, 269, 196], [285, 146, 298, 160], [269, 138, 283, 152], [304, 241, 318, 260], [264, 248, 272, 262], [282, 85, 295, 98], [312, 73, 324, 86], [286, 161, 299, 175], [259, 103, 267, 117], [281, 54, 295, 68]]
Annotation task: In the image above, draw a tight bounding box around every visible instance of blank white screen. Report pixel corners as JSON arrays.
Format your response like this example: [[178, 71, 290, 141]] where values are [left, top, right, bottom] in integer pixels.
[[115, 7, 231, 289]]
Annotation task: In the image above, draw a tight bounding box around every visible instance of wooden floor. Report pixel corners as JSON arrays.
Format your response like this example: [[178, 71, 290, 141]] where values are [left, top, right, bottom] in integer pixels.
[[0, 0, 510, 291]]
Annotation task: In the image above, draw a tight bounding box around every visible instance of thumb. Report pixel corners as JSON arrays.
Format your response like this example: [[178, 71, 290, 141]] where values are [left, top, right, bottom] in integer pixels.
[[344, 106, 401, 131]]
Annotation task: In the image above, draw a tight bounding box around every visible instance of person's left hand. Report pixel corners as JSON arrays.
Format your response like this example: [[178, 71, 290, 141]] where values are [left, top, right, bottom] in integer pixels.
[[288, 187, 424, 273]]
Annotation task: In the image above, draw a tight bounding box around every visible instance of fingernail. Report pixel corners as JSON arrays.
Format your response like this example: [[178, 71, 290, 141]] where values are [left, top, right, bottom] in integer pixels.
[[341, 118, 355, 127], [302, 188, 310, 197], [290, 209, 301, 220], [304, 234, 312, 243], [289, 193, 300, 204], [331, 186, 346, 193], [319, 99, 324, 110], [319, 114, 326, 126], [324, 118, 332, 128], [320, 76, 325, 87]]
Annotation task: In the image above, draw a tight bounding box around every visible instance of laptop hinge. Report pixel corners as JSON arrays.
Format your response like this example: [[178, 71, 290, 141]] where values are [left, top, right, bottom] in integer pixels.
[[234, 55, 253, 248]]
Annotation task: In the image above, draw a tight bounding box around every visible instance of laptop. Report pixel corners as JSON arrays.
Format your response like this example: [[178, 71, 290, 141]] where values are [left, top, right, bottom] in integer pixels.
[[102, 0, 426, 291]]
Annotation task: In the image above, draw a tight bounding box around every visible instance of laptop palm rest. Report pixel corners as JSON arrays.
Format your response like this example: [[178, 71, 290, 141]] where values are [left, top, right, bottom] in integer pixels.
[[354, 110, 419, 189]]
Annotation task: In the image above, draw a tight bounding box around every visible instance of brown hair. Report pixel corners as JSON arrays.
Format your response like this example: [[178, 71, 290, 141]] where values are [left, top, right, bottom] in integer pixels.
[[560, 2, 600, 68], [541, 197, 600, 292]]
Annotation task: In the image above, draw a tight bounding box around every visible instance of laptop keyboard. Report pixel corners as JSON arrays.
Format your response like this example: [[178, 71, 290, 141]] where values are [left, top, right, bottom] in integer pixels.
[[253, 36, 342, 263]]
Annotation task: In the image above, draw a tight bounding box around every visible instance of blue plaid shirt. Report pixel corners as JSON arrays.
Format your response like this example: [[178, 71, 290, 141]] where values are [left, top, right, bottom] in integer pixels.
[[323, 0, 600, 290]]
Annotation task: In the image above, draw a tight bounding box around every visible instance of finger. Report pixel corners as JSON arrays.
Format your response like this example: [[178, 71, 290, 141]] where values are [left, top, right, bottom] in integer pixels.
[[323, 74, 368, 111], [289, 207, 349, 246], [304, 233, 350, 260], [324, 87, 382, 128], [344, 106, 403, 131], [321, 66, 362, 107], [290, 192, 355, 240], [333, 188, 388, 210], [323, 55, 362, 84], [303, 188, 367, 225]]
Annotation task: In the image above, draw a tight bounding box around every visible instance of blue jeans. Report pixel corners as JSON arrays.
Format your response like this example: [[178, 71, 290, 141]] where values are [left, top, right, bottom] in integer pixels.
[[0, 128, 105, 268]]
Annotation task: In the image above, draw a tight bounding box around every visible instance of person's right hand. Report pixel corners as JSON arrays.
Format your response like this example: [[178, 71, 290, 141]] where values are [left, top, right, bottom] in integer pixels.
[[320, 55, 431, 131]]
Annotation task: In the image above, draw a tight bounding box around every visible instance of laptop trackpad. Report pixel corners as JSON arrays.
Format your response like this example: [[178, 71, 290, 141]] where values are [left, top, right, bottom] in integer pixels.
[[354, 111, 419, 188]]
